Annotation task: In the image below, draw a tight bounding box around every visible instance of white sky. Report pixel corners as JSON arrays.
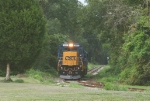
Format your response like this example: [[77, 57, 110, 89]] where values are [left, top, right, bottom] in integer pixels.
[[78, 0, 87, 5], [78, 0, 85, 4]]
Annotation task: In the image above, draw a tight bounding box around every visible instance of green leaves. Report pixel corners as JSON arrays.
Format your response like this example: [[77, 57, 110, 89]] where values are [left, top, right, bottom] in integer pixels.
[[0, 0, 46, 72], [118, 16, 150, 85]]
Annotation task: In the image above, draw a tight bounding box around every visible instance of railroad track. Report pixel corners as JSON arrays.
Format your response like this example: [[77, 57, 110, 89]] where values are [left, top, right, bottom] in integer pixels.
[[77, 80, 104, 88], [59, 66, 105, 88], [87, 66, 104, 75], [62, 79, 104, 88], [77, 66, 104, 88]]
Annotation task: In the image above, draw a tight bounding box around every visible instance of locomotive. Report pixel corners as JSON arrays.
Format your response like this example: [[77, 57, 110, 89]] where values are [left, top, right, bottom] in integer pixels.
[[57, 43, 88, 79]]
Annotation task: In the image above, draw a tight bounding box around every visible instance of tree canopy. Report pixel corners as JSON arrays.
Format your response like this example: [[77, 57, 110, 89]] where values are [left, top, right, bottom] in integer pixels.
[[0, 0, 46, 77]]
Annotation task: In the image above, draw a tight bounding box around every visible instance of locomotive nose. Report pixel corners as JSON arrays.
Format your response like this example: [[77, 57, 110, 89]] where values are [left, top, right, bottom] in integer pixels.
[[68, 71, 72, 75]]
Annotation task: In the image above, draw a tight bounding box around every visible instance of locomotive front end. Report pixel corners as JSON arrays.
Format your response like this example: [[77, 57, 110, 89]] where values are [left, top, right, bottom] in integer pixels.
[[57, 43, 88, 79]]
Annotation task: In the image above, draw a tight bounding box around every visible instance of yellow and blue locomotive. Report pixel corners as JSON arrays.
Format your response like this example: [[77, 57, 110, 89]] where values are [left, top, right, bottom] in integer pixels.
[[57, 43, 88, 79]]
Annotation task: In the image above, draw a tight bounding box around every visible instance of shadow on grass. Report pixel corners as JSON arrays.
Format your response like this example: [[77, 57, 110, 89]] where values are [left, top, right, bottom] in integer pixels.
[[0, 78, 24, 83]]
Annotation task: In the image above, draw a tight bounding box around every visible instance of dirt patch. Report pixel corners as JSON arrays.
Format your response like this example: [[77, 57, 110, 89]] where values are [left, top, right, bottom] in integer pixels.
[[78, 80, 104, 88], [128, 87, 145, 92], [16, 74, 27, 78]]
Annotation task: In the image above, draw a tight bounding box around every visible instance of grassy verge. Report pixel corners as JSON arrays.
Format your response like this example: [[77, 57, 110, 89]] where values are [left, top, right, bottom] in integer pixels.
[[25, 69, 55, 84], [0, 82, 150, 101], [0, 69, 57, 84], [94, 65, 150, 91]]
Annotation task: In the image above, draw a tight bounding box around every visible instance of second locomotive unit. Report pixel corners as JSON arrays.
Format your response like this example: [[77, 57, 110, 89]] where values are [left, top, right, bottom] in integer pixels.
[[57, 43, 88, 79]]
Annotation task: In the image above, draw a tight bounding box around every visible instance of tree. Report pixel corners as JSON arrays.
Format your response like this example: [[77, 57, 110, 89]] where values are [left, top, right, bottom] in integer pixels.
[[78, 0, 110, 64], [34, 0, 85, 71], [0, 0, 46, 80], [118, 16, 150, 85]]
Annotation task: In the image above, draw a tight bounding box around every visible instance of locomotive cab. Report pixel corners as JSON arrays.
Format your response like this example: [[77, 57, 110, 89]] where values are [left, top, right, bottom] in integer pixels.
[[57, 43, 88, 79]]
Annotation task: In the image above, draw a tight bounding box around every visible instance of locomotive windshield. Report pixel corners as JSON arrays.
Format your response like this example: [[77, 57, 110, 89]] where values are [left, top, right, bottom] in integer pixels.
[[58, 43, 84, 58], [64, 47, 78, 51]]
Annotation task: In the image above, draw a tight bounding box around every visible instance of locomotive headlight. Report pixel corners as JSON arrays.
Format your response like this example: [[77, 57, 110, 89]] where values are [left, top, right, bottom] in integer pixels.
[[69, 43, 74, 47]]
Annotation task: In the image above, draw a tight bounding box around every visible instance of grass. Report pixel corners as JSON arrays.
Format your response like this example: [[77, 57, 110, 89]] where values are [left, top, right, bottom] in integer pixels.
[[94, 65, 129, 91], [104, 82, 127, 91], [69, 82, 84, 88], [14, 79, 24, 83], [88, 63, 101, 70], [25, 69, 55, 84], [93, 65, 150, 92], [0, 67, 150, 101], [0, 66, 150, 100], [1, 78, 13, 83], [0, 81, 150, 101]]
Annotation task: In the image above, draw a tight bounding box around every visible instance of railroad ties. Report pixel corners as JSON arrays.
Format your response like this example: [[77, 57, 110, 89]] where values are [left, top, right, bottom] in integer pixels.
[[77, 80, 104, 88], [87, 66, 104, 75], [78, 66, 104, 88], [61, 66, 105, 88]]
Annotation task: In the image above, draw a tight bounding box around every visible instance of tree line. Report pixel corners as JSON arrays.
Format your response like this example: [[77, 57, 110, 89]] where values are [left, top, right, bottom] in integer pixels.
[[0, 0, 150, 85]]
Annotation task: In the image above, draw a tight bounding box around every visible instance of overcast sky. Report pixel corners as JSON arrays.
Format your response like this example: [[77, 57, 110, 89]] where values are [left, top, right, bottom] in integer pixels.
[[78, 0, 85, 4], [78, 0, 87, 5]]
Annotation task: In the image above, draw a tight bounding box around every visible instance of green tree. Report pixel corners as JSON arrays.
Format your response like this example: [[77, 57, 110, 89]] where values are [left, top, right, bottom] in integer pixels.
[[102, 0, 141, 69], [78, 0, 108, 64], [0, 0, 46, 80], [34, 0, 85, 71], [119, 16, 150, 85]]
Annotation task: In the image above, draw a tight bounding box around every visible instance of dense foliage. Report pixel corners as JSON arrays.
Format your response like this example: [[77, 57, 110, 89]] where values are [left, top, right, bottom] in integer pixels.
[[0, 0, 150, 85], [119, 16, 150, 85], [0, 0, 46, 73]]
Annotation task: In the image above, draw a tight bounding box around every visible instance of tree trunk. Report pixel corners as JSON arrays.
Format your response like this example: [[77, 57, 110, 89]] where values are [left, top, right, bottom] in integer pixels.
[[148, 1, 150, 16], [6, 63, 10, 80]]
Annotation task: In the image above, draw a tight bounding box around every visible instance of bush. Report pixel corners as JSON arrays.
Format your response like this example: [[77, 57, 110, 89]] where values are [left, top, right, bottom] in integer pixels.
[[119, 68, 131, 82], [117, 17, 150, 85], [0, 70, 5, 77]]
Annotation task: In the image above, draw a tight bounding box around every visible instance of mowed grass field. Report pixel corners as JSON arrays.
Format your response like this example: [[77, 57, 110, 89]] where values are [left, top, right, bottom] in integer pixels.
[[0, 77, 150, 101]]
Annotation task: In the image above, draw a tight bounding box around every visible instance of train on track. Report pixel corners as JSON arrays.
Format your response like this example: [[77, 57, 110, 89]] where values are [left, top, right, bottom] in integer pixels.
[[57, 43, 88, 79]]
